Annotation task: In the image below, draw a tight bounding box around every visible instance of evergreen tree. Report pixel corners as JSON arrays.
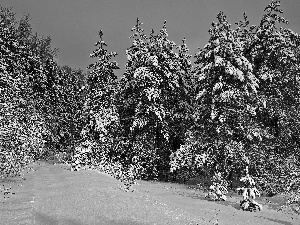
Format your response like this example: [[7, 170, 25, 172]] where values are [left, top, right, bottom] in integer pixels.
[[240, 0, 300, 195], [178, 10, 260, 182], [118, 19, 193, 178], [81, 29, 120, 153], [0, 7, 49, 173], [170, 1, 300, 194]]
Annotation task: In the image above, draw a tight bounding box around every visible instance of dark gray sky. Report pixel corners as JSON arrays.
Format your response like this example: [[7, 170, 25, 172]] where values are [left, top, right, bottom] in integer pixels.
[[1, 0, 299, 77]]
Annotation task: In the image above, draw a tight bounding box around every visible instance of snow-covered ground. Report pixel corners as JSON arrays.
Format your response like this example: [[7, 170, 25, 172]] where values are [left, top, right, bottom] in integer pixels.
[[0, 161, 299, 225]]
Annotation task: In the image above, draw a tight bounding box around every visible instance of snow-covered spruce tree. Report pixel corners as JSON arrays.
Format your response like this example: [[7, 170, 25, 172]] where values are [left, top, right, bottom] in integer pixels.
[[240, 0, 300, 199], [170, 1, 300, 202], [117, 19, 193, 180], [83, 29, 120, 145], [171, 11, 260, 188], [75, 30, 133, 184]]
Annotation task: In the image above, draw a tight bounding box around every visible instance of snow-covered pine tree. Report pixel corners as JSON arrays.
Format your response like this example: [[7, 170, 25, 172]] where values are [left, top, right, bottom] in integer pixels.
[[118, 18, 193, 179]]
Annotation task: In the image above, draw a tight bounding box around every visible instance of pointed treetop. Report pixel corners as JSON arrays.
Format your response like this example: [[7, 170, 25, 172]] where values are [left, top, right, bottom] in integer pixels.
[[159, 20, 168, 37], [150, 29, 155, 37], [264, 0, 282, 13], [260, 0, 288, 26], [99, 29, 103, 37], [163, 20, 167, 28], [217, 11, 227, 23], [133, 18, 143, 30], [129, 17, 147, 39]]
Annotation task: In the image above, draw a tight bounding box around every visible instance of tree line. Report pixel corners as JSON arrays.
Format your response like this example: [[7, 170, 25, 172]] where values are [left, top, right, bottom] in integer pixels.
[[1, 0, 299, 205]]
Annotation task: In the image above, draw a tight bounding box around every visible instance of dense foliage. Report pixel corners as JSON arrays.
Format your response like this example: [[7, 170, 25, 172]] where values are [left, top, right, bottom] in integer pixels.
[[1, 1, 299, 210], [115, 18, 194, 179], [0, 7, 85, 177], [171, 0, 300, 192]]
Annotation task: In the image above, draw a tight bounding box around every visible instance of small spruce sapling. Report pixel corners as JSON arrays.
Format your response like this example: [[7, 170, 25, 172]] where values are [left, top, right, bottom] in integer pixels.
[[206, 172, 228, 201], [239, 165, 263, 211]]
